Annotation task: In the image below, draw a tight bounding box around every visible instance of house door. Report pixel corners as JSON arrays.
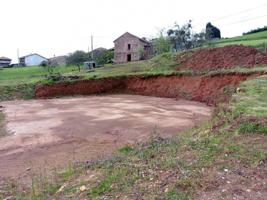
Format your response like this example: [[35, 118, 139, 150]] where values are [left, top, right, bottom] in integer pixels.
[[127, 54, 131, 62]]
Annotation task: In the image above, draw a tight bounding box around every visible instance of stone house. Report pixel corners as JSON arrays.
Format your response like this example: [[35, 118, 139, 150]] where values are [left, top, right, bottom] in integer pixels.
[[114, 32, 153, 64]]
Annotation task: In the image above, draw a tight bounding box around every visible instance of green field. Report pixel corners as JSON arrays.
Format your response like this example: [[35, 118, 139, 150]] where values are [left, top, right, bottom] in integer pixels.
[[207, 30, 267, 49], [0, 65, 78, 86]]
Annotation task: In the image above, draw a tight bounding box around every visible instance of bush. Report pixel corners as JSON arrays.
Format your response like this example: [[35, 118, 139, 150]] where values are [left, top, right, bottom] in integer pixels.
[[155, 35, 171, 54], [40, 61, 48, 67]]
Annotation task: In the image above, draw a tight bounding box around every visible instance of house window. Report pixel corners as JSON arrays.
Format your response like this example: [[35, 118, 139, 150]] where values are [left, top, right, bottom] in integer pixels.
[[128, 44, 131, 50]]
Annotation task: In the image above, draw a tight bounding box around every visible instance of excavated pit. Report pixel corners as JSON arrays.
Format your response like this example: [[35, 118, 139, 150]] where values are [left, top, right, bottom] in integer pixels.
[[36, 74, 253, 106], [0, 73, 257, 179]]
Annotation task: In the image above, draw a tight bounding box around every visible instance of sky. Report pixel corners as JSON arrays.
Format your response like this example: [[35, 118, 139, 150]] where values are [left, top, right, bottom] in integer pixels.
[[0, 0, 267, 63]]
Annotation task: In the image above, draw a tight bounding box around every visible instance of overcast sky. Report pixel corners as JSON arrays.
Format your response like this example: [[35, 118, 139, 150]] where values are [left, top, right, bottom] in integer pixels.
[[1, 0, 266, 63]]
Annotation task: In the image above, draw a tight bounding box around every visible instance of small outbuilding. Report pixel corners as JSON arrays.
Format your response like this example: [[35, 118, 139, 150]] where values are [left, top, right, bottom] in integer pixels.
[[114, 32, 153, 64], [19, 53, 48, 66], [84, 61, 97, 70]]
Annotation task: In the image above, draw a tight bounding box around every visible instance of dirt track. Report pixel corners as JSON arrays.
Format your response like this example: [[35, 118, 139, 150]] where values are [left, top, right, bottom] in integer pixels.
[[0, 95, 211, 180]]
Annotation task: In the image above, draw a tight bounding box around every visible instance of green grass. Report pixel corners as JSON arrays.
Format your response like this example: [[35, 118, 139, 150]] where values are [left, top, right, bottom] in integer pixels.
[[0, 65, 78, 86], [232, 75, 267, 117], [237, 122, 267, 135], [71, 52, 178, 80], [0, 84, 35, 101], [206, 30, 267, 49]]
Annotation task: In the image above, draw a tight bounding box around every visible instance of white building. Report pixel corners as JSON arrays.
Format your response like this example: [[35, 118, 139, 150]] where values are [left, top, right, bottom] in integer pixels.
[[19, 53, 48, 66]]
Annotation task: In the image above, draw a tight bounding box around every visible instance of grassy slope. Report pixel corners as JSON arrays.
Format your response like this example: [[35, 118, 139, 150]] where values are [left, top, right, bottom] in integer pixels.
[[0, 65, 78, 86], [208, 31, 267, 49], [5, 76, 267, 199]]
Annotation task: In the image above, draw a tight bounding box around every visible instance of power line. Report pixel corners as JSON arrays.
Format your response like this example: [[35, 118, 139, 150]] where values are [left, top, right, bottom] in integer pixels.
[[226, 14, 267, 25], [193, 3, 267, 28], [212, 4, 267, 22]]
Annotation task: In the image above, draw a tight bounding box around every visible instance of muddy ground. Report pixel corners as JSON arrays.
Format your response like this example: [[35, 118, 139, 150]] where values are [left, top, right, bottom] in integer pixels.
[[0, 95, 211, 181]]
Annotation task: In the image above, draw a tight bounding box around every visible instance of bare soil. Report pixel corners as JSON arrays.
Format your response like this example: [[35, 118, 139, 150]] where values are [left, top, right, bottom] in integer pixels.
[[0, 95, 211, 180], [177, 45, 267, 72]]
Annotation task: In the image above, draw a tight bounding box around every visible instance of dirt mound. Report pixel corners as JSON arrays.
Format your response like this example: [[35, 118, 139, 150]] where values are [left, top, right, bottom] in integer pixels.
[[35, 74, 254, 106], [177, 45, 267, 72]]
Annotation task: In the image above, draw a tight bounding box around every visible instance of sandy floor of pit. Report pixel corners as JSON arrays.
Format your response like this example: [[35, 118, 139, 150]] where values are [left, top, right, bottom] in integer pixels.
[[0, 95, 211, 179]]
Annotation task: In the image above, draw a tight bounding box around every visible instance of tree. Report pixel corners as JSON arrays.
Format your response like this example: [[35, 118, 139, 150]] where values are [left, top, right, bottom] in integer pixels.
[[66, 50, 87, 71], [154, 34, 171, 54], [95, 49, 114, 65], [205, 22, 221, 40], [191, 31, 206, 47], [167, 21, 194, 51]]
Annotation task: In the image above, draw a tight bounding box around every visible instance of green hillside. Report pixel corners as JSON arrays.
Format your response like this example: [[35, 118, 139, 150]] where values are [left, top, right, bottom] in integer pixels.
[[207, 30, 267, 50]]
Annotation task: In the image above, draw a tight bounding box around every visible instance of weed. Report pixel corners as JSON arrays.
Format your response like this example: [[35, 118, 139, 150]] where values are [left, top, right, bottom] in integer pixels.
[[166, 189, 190, 200], [0, 111, 7, 137], [87, 174, 117, 197], [118, 145, 134, 155], [237, 122, 267, 135], [58, 165, 75, 180]]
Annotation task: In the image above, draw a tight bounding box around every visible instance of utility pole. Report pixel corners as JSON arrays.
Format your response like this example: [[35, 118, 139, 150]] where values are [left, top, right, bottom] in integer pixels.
[[91, 35, 94, 60], [17, 48, 20, 66], [88, 46, 90, 60]]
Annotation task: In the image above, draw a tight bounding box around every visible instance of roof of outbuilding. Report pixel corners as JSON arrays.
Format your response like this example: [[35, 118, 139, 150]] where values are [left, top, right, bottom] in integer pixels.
[[113, 32, 151, 44], [0, 56, 11, 61]]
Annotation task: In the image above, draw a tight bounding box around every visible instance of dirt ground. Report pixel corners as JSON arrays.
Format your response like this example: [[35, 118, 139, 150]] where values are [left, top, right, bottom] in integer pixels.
[[0, 95, 211, 181]]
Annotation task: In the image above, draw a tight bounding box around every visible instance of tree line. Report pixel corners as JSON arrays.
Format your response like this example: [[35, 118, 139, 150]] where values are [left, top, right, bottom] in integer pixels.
[[66, 48, 114, 69], [154, 21, 221, 54]]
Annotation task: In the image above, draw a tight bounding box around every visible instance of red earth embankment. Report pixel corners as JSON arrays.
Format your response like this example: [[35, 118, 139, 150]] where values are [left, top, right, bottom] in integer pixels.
[[177, 45, 267, 72], [35, 74, 253, 105]]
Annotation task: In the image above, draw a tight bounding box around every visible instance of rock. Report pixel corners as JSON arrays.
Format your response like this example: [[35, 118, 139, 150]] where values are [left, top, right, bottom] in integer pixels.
[[224, 169, 229, 173], [79, 185, 87, 192], [25, 167, 31, 171], [56, 184, 66, 193]]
